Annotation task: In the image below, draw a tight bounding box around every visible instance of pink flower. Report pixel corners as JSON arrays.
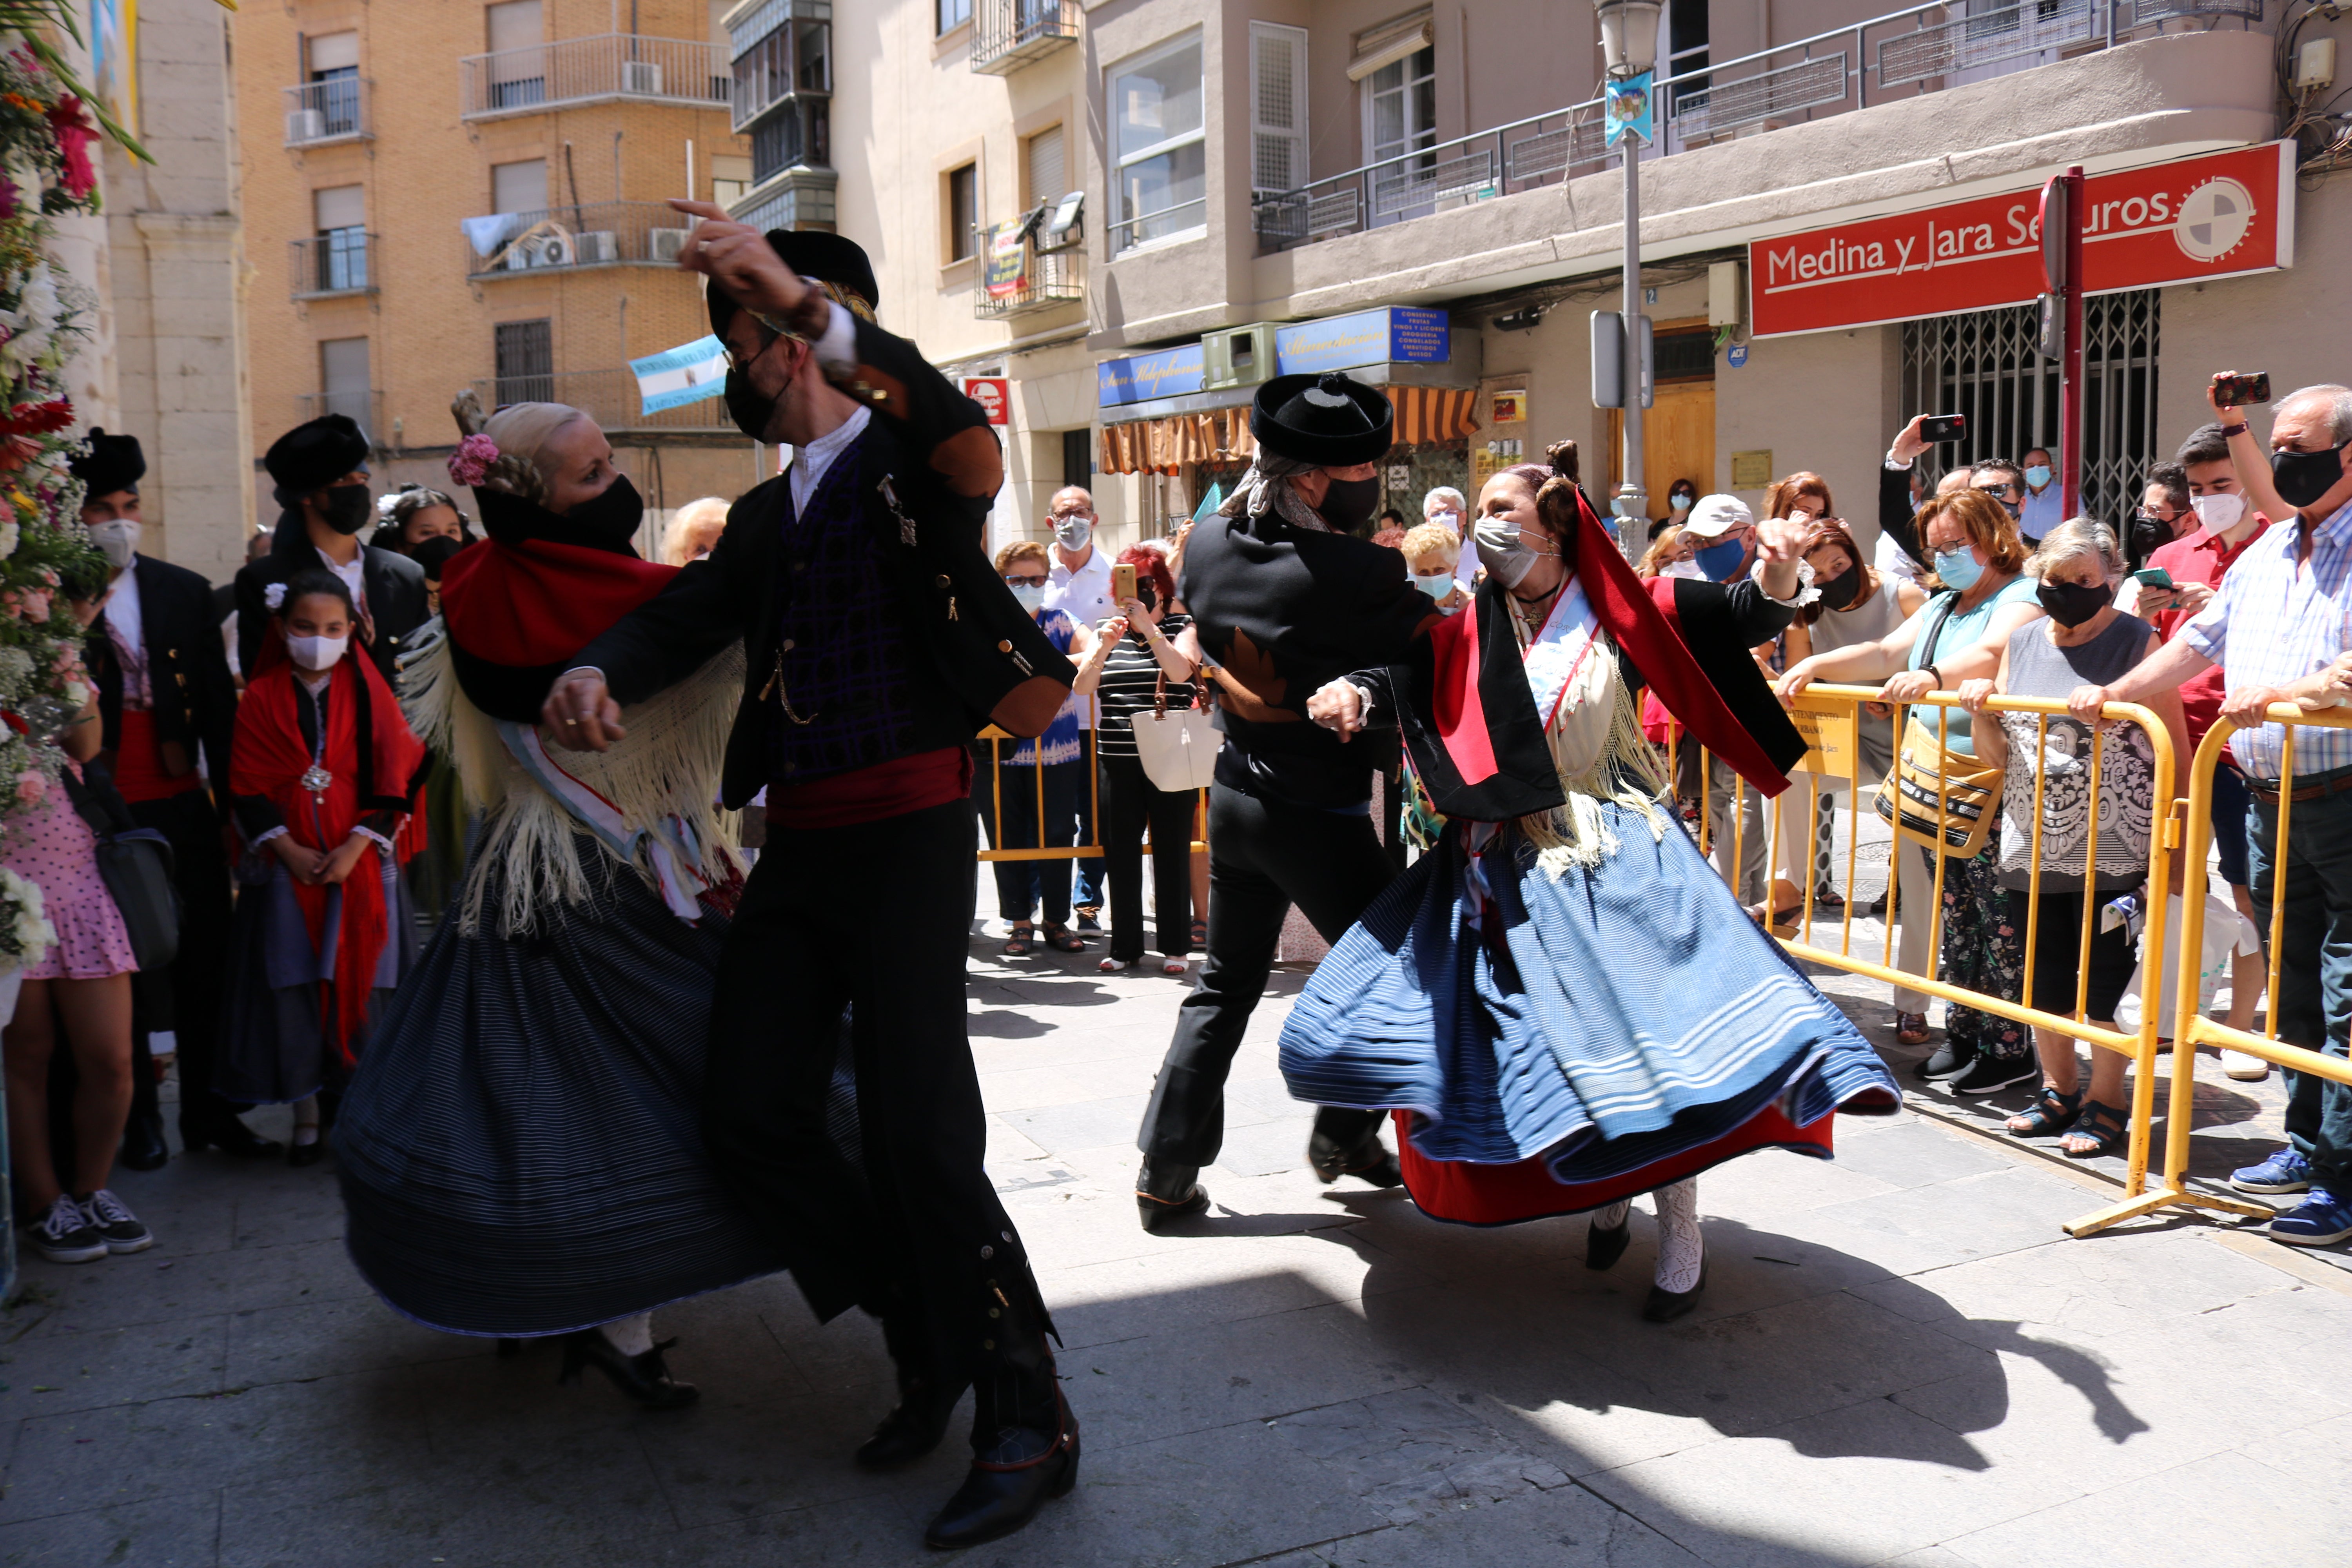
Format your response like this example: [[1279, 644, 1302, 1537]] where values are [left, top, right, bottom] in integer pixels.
[[18, 590, 48, 624], [0, 177, 16, 221], [47, 97, 96, 202], [447, 433, 500, 488], [15, 771, 42, 806]]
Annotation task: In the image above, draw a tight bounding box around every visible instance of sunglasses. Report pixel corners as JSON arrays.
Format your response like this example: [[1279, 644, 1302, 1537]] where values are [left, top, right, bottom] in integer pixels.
[[1003, 573, 1048, 587]]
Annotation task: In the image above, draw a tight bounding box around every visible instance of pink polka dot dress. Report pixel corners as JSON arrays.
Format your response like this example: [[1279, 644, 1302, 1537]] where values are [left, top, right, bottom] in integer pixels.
[[4, 764, 138, 981]]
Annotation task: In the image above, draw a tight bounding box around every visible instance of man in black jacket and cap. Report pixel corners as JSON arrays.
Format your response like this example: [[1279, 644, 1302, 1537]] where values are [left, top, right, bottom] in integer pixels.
[[1132, 371, 1442, 1229], [234, 414, 429, 692], [70, 431, 272, 1165], [544, 200, 1077, 1550]]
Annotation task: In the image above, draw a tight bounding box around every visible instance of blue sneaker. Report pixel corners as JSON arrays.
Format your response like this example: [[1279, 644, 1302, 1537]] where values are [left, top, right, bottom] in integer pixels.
[[2229, 1149, 2313, 1194], [2268, 1187, 2352, 1247]]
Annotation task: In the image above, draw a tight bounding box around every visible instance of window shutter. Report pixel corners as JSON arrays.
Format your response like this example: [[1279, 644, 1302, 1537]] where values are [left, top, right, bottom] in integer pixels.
[[1249, 23, 1307, 196], [1027, 125, 1066, 209], [313, 185, 366, 230]]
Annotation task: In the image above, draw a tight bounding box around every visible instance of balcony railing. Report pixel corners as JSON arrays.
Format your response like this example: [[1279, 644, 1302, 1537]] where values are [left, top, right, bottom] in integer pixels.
[[290, 233, 375, 299], [463, 202, 700, 278], [294, 390, 385, 445], [283, 79, 370, 147], [470, 369, 735, 432], [459, 33, 731, 119], [1250, 0, 2252, 253], [975, 236, 1085, 319], [971, 0, 1078, 74]]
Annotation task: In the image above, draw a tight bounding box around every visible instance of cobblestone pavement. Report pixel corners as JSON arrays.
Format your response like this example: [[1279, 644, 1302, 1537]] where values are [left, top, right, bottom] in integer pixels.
[[2, 925, 2348, 1567]]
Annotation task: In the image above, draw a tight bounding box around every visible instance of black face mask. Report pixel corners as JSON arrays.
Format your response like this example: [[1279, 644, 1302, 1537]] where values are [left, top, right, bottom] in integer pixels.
[[561, 474, 646, 553], [1318, 475, 1381, 532], [2271, 441, 2351, 510], [317, 483, 374, 536], [723, 367, 779, 443], [1816, 560, 1864, 611], [2128, 514, 2172, 564], [2035, 578, 2114, 628]]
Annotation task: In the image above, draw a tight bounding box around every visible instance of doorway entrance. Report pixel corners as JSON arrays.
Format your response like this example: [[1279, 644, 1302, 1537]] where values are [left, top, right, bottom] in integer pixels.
[[1607, 321, 1715, 521]]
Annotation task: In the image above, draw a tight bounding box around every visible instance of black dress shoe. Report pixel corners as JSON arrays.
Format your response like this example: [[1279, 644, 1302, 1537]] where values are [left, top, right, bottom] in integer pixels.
[[1306, 1129, 1404, 1189], [183, 1118, 283, 1159], [1585, 1214, 1632, 1271], [1135, 1159, 1209, 1232], [923, 1397, 1080, 1550], [1642, 1268, 1708, 1324], [557, 1331, 699, 1409], [856, 1375, 967, 1469], [286, 1137, 325, 1169], [118, 1111, 169, 1172]]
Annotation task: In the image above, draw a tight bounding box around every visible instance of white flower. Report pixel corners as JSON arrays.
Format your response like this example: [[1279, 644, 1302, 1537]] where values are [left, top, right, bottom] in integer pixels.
[[264, 582, 287, 610], [0, 520, 17, 558], [60, 679, 87, 708]]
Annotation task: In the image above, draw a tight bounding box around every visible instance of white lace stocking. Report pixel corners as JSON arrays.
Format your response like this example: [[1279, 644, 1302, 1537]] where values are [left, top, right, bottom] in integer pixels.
[[599, 1312, 655, 1358], [1592, 1199, 1631, 1232], [1652, 1179, 1704, 1294]]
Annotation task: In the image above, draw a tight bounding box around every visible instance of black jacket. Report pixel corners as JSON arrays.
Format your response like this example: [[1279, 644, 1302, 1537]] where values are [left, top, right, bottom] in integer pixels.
[[573, 315, 1071, 810], [1880, 464, 1927, 577], [233, 514, 430, 691], [83, 555, 240, 814]]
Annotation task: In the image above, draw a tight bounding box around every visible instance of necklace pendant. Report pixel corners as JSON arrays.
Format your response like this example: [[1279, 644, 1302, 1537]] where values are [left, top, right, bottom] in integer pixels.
[[300, 764, 333, 795]]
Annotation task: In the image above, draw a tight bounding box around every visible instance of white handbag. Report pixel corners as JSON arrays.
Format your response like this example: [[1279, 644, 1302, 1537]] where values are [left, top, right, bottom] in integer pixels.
[[1131, 666, 1221, 792]]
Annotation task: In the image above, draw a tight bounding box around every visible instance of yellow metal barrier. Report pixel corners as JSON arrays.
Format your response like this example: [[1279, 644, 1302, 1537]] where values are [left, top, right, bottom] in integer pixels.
[[974, 726, 1207, 860], [2065, 705, 2352, 1238]]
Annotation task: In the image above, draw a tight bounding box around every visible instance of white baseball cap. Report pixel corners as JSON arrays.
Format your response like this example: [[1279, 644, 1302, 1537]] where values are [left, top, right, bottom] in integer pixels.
[[1680, 494, 1753, 539]]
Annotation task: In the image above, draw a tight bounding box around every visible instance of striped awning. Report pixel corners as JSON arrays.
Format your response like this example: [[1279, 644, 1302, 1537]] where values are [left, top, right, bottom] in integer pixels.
[[1099, 409, 1258, 476], [1392, 385, 1479, 445]]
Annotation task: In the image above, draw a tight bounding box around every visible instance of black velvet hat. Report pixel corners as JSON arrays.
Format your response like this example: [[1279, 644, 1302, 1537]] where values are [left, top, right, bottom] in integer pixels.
[[263, 414, 370, 499], [1250, 372, 1394, 468], [68, 428, 144, 498], [707, 229, 881, 337]]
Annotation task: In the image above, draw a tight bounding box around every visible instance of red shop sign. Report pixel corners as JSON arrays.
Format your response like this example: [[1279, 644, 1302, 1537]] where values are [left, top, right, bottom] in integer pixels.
[[964, 376, 1010, 425], [1749, 141, 2293, 338]]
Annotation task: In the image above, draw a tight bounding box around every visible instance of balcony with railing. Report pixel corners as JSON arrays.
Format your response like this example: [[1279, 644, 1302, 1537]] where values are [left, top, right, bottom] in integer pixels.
[[459, 33, 731, 120], [282, 78, 370, 147], [971, 0, 1078, 75], [290, 232, 375, 300], [470, 369, 735, 432], [1250, 0, 2265, 253], [974, 232, 1085, 319], [463, 202, 701, 278]]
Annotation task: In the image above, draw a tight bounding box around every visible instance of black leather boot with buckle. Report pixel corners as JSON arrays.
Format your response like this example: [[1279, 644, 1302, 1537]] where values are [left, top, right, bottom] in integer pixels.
[[1307, 1125, 1403, 1189], [923, 1262, 1078, 1550], [1134, 1158, 1209, 1232]]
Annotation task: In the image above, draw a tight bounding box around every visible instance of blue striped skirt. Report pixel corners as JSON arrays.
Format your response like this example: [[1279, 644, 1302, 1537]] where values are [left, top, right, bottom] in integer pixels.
[[1279, 803, 1897, 1185]]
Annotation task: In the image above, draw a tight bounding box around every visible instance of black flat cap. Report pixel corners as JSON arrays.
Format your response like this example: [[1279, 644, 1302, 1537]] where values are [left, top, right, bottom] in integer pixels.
[[1250, 372, 1394, 468], [68, 428, 144, 498], [263, 414, 370, 496], [706, 229, 880, 336]]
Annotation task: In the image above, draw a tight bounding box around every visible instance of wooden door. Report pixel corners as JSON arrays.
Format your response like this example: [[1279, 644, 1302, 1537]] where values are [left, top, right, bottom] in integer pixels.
[[1607, 381, 1715, 507]]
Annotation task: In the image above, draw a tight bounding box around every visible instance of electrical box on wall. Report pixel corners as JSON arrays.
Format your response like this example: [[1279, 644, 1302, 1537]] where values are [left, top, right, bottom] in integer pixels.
[[1708, 260, 1748, 342], [1203, 323, 1279, 391]]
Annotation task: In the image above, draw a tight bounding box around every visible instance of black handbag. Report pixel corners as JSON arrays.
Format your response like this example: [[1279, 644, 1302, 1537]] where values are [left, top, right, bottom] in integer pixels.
[[57, 761, 181, 973]]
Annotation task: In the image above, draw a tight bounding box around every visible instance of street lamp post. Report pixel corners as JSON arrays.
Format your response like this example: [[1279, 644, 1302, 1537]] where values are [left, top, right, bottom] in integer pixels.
[[1595, 0, 1660, 544]]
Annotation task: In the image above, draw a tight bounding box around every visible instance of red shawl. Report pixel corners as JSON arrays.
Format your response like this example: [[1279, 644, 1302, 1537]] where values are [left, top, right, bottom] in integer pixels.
[[441, 535, 675, 667], [231, 651, 426, 1063]]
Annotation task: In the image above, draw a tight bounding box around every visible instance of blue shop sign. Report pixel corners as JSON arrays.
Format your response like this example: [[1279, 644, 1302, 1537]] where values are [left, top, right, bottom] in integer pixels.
[[1274, 307, 1449, 376], [1098, 343, 1206, 407]]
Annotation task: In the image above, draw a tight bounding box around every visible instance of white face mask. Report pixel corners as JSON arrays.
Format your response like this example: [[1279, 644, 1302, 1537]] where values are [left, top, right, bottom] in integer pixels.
[[88, 519, 139, 571], [2191, 492, 2247, 532], [1410, 569, 1454, 598], [1052, 515, 1092, 551], [1662, 559, 1706, 580], [287, 634, 348, 671], [1472, 514, 1555, 589]]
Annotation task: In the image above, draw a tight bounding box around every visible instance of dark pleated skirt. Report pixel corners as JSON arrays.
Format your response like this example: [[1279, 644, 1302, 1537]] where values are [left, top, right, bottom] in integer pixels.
[[334, 837, 787, 1337], [217, 851, 417, 1106]]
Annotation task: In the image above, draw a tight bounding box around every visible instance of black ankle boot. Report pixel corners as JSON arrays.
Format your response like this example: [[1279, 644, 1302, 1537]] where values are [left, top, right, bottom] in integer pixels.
[[1307, 1128, 1403, 1189], [923, 1392, 1080, 1549], [557, 1330, 699, 1409], [118, 1109, 169, 1172], [1135, 1158, 1209, 1232], [1642, 1268, 1708, 1324], [1586, 1213, 1632, 1271], [857, 1372, 967, 1469]]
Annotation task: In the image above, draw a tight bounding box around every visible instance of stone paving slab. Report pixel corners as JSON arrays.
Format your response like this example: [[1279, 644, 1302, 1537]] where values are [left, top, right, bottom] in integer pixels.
[[2, 924, 2347, 1566]]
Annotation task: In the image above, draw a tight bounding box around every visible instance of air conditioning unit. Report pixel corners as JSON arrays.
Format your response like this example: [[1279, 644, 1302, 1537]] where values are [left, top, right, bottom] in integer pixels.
[[648, 227, 693, 263], [285, 108, 326, 143], [575, 230, 619, 264], [532, 232, 575, 268], [1203, 323, 1279, 392], [621, 60, 664, 94]]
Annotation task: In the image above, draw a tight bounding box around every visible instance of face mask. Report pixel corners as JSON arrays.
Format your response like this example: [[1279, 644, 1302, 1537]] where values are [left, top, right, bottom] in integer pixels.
[[1934, 546, 1984, 591], [2128, 515, 2172, 564], [1053, 515, 1092, 551], [1410, 570, 1454, 598], [2271, 441, 2351, 510], [2024, 465, 2053, 490], [562, 474, 646, 553], [2035, 578, 2113, 628], [1318, 475, 1381, 532], [1662, 559, 1706, 580], [88, 520, 138, 571], [722, 365, 779, 442], [1816, 560, 1863, 611], [1669, 493, 1693, 512], [287, 633, 348, 671], [1693, 535, 1748, 583], [1009, 582, 1046, 613], [318, 484, 373, 536], [2190, 492, 2246, 532], [1472, 514, 1555, 589]]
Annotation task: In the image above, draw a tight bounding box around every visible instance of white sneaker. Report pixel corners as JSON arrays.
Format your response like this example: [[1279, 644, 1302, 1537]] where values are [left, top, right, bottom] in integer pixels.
[[2222, 1049, 2270, 1082]]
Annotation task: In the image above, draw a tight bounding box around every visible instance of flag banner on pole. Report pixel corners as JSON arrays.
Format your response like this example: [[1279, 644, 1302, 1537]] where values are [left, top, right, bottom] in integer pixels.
[[1604, 71, 1653, 148], [631, 336, 730, 415], [1191, 482, 1223, 525]]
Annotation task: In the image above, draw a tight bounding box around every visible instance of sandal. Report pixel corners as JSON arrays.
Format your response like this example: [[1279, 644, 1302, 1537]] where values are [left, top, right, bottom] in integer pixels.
[[1160, 957, 1188, 976], [1894, 1012, 1931, 1047], [2058, 1100, 2128, 1160], [1190, 918, 1207, 947], [1099, 957, 1137, 973], [1040, 923, 1086, 953], [1002, 921, 1035, 957], [2004, 1085, 2083, 1138]]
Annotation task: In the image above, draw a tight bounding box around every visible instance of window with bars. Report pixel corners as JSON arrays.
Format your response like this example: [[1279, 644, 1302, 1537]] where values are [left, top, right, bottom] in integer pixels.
[[1899, 289, 2161, 527], [494, 319, 554, 408], [1249, 24, 1307, 196]]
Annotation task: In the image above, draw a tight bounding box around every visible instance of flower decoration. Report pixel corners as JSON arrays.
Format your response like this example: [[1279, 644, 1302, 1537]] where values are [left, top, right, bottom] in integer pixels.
[[0, 863, 53, 972], [447, 432, 501, 488], [264, 582, 288, 610], [44, 95, 93, 201]]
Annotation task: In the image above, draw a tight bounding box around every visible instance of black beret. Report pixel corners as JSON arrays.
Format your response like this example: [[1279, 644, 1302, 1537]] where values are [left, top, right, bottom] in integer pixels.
[[263, 414, 371, 496], [68, 428, 144, 498], [1250, 372, 1394, 468], [706, 229, 880, 338]]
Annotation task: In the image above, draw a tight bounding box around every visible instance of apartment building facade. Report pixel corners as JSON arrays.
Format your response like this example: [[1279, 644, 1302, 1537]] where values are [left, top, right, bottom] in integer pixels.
[[236, 1, 758, 532]]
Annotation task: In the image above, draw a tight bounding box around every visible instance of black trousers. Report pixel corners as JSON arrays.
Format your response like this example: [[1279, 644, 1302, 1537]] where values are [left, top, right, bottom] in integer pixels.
[[124, 790, 237, 1137], [1099, 753, 1196, 963], [1138, 781, 1392, 1167], [702, 797, 1054, 1439]]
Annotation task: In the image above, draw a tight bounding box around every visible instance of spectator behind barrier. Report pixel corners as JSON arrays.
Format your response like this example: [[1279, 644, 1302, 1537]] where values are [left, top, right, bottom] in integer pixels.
[[1400, 523, 1467, 613], [974, 538, 1093, 958]]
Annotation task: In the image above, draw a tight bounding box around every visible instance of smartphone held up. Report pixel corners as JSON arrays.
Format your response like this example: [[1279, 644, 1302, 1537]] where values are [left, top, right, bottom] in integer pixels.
[[2210, 371, 2271, 407]]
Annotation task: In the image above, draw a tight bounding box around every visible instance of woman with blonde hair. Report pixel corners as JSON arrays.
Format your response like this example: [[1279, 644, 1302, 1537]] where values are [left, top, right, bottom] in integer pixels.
[[662, 496, 731, 566]]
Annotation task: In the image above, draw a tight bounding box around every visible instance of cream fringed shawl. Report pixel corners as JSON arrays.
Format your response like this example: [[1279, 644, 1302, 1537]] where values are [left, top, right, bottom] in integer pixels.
[[402, 635, 746, 937], [1505, 611, 1673, 875]]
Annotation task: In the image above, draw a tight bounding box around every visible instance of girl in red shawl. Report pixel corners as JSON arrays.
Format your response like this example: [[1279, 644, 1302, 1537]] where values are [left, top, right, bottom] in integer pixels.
[[217, 569, 426, 1163]]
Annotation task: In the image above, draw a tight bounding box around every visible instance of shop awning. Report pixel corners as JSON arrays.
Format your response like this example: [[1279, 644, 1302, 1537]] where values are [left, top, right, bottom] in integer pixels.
[[1392, 385, 1479, 445]]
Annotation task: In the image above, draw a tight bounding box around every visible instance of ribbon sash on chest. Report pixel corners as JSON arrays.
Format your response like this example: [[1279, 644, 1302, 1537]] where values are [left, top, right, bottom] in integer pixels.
[[1520, 575, 1602, 730], [495, 720, 713, 922]]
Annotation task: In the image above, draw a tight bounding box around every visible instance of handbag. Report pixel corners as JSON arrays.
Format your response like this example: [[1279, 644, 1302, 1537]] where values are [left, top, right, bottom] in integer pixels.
[[1871, 595, 2004, 858], [1131, 664, 1221, 793], [58, 761, 181, 972]]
